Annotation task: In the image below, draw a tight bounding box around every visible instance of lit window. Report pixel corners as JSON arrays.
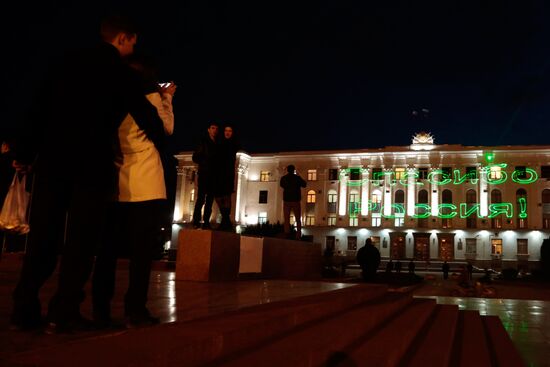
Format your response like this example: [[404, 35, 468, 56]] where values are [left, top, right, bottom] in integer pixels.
[[260, 171, 270, 182], [190, 189, 195, 202], [349, 217, 358, 227], [307, 190, 316, 203], [307, 169, 317, 181], [258, 212, 267, 224], [394, 217, 404, 227], [305, 215, 315, 226], [489, 166, 502, 180], [347, 236, 357, 251], [491, 239, 503, 255], [371, 190, 382, 213], [328, 215, 336, 226], [394, 167, 406, 180], [327, 189, 338, 214], [371, 217, 381, 227]]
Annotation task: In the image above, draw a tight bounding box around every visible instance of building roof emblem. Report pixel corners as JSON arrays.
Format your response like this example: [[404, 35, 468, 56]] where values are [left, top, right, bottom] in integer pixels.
[[410, 132, 435, 150]]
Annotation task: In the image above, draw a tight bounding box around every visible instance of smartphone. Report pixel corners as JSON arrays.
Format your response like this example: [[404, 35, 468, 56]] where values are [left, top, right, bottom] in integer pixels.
[[159, 82, 172, 88]]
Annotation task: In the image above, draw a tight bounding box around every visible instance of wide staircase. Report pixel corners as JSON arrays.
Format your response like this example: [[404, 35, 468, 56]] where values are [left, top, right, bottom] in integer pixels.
[[9, 284, 525, 367]]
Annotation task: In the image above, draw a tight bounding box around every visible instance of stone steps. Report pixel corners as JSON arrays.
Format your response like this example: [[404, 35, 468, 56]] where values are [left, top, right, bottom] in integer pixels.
[[7, 284, 525, 367]]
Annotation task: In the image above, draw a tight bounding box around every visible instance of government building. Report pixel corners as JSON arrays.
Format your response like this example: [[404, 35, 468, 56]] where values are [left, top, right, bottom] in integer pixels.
[[173, 133, 550, 271]]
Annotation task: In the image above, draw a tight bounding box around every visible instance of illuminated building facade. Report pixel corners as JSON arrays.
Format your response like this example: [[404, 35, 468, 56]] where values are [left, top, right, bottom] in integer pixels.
[[174, 133, 550, 270]]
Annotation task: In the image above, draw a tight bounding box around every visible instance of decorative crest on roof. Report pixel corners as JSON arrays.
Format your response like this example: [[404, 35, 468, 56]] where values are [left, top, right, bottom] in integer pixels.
[[410, 132, 435, 151]]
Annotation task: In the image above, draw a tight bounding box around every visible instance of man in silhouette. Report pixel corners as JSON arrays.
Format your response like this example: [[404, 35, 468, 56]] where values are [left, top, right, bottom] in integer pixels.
[[356, 238, 381, 281], [279, 164, 306, 239], [10, 15, 164, 333]]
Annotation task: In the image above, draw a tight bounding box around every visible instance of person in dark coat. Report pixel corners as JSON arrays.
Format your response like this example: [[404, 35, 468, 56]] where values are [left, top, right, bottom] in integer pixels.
[[386, 259, 394, 273], [442, 261, 450, 280], [356, 238, 381, 281], [192, 122, 219, 229], [279, 164, 306, 239], [10, 15, 165, 333], [214, 124, 240, 231], [408, 260, 416, 274]]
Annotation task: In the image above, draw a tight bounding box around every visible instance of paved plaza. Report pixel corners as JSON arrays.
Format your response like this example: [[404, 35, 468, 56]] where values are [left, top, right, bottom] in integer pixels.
[[1, 253, 549, 366]]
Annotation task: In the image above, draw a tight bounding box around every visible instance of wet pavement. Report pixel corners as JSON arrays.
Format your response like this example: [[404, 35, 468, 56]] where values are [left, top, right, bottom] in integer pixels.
[[1, 254, 549, 366]]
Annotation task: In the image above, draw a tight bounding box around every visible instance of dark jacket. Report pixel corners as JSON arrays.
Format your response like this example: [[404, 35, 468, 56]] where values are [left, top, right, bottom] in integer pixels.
[[280, 173, 306, 202], [192, 135, 218, 190], [17, 42, 164, 196], [215, 137, 240, 196]]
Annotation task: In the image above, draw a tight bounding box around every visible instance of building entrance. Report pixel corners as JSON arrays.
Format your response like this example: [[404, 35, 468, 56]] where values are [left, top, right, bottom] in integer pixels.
[[437, 233, 455, 261], [389, 232, 406, 259], [413, 234, 430, 260]]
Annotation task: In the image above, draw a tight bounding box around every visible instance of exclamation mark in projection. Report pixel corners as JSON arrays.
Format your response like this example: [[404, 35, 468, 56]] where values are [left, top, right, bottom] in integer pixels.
[[519, 198, 527, 218]]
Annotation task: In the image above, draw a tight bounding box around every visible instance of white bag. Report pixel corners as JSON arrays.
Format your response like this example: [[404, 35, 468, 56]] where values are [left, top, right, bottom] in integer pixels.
[[0, 173, 30, 234]]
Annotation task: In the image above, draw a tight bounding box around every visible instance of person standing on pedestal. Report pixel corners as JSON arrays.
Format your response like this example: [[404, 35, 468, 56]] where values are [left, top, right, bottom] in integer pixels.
[[280, 164, 306, 239], [214, 124, 240, 231], [192, 122, 219, 229]]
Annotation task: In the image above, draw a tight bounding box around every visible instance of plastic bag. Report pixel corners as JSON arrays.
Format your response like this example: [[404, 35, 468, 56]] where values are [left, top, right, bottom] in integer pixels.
[[0, 173, 30, 234]]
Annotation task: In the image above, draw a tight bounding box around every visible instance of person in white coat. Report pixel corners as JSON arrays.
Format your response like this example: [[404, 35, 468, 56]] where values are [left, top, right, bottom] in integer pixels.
[[92, 54, 176, 328]]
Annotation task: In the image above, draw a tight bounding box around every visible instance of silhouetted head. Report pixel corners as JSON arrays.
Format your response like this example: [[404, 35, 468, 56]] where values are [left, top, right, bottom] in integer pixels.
[[287, 165, 296, 174], [365, 238, 373, 246], [100, 15, 139, 57]]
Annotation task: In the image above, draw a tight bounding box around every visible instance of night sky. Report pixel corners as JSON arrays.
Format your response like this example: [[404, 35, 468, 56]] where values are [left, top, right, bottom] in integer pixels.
[[2, 1, 550, 154]]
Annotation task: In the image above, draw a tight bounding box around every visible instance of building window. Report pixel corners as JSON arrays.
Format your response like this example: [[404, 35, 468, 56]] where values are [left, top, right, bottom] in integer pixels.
[[328, 168, 339, 181], [441, 167, 452, 180], [258, 212, 267, 224], [290, 215, 296, 225], [466, 166, 477, 180], [349, 217, 358, 227], [517, 189, 528, 229], [305, 215, 315, 226], [259, 190, 268, 204], [190, 189, 195, 202], [394, 217, 404, 227], [541, 166, 550, 179], [418, 168, 428, 180], [543, 189, 550, 229], [491, 189, 502, 229], [466, 238, 477, 256], [489, 166, 502, 180], [349, 190, 360, 216], [260, 171, 270, 182], [371, 190, 382, 213], [328, 215, 337, 226], [371, 216, 381, 227], [307, 190, 316, 203], [517, 239, 528, 255], [347, 236, 357, 251], [349, 168, 361, 181], [441, 189, 453, 228], [371, 168, 383, 183], [466, 189, 477, 228], [515, 166, 527, 179], [491, 239, 503, 256], [417, 189, 429, 228], [327, 189, 338, 213], [307, 169, 317, 181], [394, 167, 406, 180]]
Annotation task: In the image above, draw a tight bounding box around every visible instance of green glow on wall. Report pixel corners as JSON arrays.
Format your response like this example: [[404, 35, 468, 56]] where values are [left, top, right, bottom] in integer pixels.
[[343, 164, 538, 187], [349, 202, 361, 216], [485, 164, 508, 185], [428, 169, 452, 185], [453, 169, 479, 185], [518, 197, 527, 218], [485, 152, 495, 163], [488, 203, 513, 218], [512, 168, 538, 184], [438, 204, 458, 219], [381, 204, 405, 219], [459, 203, 481, 218], [412, 204, 431, 219]]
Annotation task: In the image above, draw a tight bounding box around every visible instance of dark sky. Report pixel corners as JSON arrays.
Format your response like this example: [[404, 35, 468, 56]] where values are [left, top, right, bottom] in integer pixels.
[[2, 1, 550, 154]]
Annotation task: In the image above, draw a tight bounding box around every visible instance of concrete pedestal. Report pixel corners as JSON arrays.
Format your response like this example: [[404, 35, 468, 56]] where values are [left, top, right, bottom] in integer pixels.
[[176, 229, 240, 281]]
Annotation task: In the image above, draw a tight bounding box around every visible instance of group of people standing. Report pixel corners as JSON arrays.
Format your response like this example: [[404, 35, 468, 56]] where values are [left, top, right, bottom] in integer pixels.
[[191, 122, 240, 231], [8, 15, 176, 333]]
